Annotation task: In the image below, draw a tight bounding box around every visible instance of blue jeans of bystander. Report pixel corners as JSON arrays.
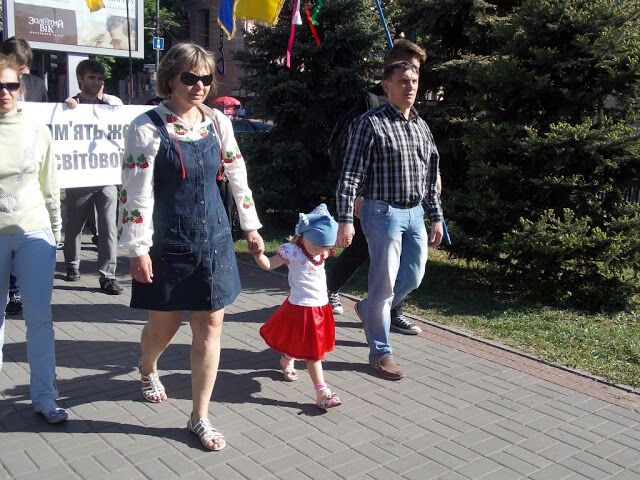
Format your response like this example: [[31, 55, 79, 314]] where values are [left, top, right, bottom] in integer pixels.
[[0, 228, 58, 403], [359, 199, 429, 364]]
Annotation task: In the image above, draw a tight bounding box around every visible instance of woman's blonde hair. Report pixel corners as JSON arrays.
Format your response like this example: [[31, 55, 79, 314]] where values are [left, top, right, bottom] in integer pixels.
[[156, 42, 216, 98], [0, 53, 21, 78]]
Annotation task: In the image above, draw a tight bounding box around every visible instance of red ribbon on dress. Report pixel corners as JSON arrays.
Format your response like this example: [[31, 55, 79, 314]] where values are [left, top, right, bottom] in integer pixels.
[[175, 138, 186, 179]]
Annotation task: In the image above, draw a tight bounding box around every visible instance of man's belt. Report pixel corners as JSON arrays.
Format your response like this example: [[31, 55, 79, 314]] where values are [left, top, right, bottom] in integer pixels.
[[389, 200, 420, 209]]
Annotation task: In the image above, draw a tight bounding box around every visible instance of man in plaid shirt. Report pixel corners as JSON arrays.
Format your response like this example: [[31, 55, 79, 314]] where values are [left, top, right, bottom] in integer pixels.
[[336, 60, 444, 380]]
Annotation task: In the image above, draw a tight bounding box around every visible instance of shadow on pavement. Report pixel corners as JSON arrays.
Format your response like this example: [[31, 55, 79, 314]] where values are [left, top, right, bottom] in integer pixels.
[[1, 339, 362, 419]]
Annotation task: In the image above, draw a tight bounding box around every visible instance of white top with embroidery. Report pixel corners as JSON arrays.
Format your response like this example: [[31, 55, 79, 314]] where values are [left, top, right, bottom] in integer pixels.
[[278, 242, 329, 307], [118, 102, 262, 257]]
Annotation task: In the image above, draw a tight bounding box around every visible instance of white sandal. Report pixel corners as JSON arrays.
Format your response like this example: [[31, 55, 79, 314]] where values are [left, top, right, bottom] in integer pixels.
[[139, 365, 166, 403], [187, 416, 226, 451]]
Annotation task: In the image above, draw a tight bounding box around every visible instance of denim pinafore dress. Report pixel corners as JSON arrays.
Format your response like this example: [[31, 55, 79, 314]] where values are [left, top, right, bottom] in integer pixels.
[[130, 109, 241, 312]]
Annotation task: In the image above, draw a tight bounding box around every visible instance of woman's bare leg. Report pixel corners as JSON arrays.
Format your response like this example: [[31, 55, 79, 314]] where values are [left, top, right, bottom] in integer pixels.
[[139, 310, 182, 402], [189, 309, 225, 450]]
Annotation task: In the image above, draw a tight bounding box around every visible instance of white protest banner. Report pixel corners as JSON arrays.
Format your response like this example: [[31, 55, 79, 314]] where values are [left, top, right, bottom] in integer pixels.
[[20, 102, 152, 188]]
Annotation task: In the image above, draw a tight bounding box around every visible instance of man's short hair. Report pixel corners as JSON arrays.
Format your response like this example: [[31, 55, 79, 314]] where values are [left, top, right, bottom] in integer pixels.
[[382, 61, 419, 81], [1, 37, 33, 68], [76, 59, 105, 77], [386, 39, 427, 66]]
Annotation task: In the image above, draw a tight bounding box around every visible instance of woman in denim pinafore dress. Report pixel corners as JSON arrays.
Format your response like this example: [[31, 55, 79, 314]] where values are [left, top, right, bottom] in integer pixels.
[[130, 109, 240, 311], [119, 43, 264, 452]]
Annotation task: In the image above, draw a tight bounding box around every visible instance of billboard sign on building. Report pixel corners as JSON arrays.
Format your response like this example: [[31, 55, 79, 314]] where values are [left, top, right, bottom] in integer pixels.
[[3, 0, 144, 58]]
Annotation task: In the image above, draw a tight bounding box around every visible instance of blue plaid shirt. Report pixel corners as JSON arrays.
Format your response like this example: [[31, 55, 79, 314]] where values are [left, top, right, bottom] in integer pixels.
[[336, 102, 444, 224]]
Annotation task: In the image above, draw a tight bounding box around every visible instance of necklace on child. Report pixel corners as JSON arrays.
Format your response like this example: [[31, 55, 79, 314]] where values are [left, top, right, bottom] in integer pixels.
[[298, 243, 327, 266]]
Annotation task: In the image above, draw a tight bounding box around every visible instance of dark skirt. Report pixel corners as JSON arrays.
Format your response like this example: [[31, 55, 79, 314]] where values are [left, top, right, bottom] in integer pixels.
[[130, 215, 241, 312]]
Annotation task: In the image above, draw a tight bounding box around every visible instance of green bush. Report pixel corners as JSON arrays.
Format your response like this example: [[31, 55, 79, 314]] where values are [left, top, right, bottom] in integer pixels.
[[394, 0, 640, 309], [503, 208, 640, 310]]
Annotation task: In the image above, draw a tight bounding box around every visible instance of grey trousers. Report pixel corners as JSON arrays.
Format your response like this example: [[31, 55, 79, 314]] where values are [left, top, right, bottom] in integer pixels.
[[63, 185, 118, 279]]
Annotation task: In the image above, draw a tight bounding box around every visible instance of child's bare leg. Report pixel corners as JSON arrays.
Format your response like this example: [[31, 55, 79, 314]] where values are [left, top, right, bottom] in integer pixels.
[[306, 359, 325, 387], [306, 359, 342, 410], [280, 354, 298, 381]]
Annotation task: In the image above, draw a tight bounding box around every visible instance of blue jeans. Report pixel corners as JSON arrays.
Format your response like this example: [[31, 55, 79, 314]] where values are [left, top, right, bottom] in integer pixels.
[[0, 228, 58, 403], [9, 274, 19, 296], [359, 200, 429, 364]]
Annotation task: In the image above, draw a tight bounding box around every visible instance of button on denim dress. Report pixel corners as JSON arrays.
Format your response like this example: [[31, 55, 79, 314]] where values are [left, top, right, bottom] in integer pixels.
[[130, 110, 241, 312]]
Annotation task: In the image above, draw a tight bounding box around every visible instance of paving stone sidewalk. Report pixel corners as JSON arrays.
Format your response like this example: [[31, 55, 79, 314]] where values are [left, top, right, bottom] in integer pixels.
[[1, 242, 639, 480]]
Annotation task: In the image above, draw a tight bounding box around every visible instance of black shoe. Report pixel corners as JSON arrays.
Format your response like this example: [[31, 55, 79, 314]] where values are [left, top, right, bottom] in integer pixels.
[[91, 235, 99, 246], [100, 277, 123, 295], [66, 267, 81, 282], [390, 314, 422, 335], [354, 301, 365, 327], [5, 293, 23, 315], [34, 399, 68, 424]]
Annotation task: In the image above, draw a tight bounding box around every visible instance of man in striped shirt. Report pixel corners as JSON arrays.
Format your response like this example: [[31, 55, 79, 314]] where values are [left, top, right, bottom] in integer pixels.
[[336, 60, 444, 380]]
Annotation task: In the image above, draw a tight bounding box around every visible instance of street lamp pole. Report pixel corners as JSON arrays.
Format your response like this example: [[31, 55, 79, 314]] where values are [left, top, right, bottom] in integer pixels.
[[155, 0, 160, 72], [125, 0, 134, 104]]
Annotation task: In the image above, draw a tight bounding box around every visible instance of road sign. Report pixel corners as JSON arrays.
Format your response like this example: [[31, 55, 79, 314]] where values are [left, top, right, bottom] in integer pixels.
[[152, 37, 164, 50]]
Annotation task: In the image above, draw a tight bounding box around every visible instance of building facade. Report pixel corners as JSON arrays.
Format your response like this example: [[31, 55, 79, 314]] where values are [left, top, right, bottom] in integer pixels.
[[184, 0, 250, 99]]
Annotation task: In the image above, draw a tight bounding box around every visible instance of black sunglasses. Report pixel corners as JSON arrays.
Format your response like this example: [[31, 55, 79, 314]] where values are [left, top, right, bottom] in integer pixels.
[[0, 82, 20, 92], [180, 72, 214, 87]]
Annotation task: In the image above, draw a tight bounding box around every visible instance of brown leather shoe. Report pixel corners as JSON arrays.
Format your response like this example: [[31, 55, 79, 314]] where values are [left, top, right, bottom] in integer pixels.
[[371, 355, 405, 380]]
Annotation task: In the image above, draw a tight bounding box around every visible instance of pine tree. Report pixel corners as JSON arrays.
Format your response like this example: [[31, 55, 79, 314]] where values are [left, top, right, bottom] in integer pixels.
[[390, 0, 511, 190], [395, 0, 640, 309], [235, 0, 385, 219]]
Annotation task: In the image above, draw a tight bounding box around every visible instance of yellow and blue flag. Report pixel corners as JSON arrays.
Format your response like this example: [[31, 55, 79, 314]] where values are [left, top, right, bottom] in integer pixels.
[[218, 0, 287, 39], [218, 0, 236, 39]]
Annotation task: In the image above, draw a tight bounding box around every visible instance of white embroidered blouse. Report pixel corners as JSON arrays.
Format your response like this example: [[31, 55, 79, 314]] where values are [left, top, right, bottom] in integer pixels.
[[118, 102, 262, 257], [277, 242, 329, 307]]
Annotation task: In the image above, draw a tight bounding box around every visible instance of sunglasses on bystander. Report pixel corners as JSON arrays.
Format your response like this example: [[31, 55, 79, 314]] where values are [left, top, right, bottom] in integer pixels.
[[180, 72, 214, 87], [0, 82, 20, 92]]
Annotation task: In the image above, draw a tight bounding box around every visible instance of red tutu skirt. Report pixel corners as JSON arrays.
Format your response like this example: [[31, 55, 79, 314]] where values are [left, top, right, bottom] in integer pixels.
[[260, 299, 335, 360]]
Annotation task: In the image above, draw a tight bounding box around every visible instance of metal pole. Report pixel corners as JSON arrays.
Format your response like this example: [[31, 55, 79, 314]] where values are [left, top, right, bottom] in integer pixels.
[[125, 0, 134, 104], [374, 0, 393, 50], [155, 0, 160, 72]]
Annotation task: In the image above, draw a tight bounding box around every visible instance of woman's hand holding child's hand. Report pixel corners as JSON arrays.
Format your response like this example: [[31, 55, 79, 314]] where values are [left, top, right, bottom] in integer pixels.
[[245, 230, 265, 255]]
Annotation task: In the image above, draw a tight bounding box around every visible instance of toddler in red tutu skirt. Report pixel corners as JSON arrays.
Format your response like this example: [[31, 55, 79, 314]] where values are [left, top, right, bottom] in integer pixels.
[[253, 204, 342, 411]]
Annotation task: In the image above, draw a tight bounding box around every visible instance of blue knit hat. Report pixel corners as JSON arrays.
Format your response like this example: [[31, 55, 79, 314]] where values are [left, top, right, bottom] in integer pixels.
[[295, 203, 338, 247]]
